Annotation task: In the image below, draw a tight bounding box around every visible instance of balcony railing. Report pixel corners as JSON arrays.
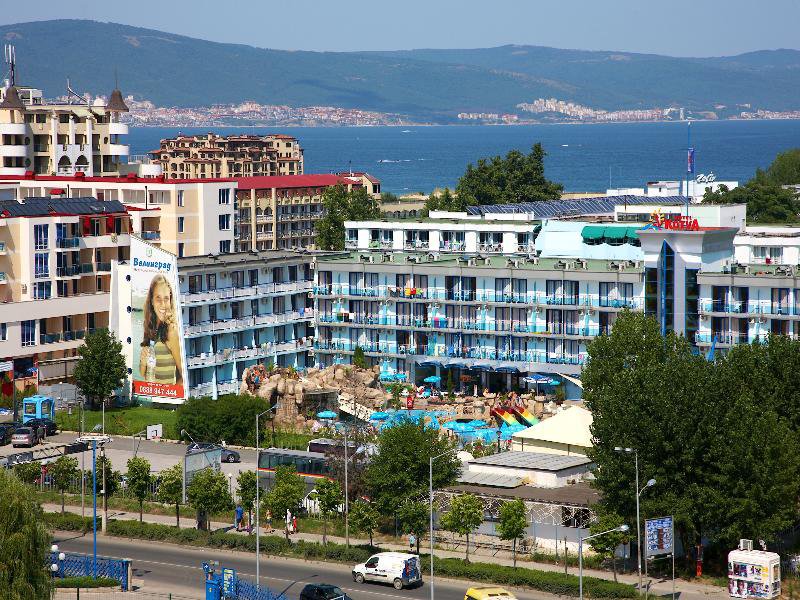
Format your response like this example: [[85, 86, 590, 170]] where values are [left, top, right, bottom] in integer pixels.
[[182, 280, 313, 304], [56, 265, 81, 277], [187, 339, 312, 367], [96, 262, 112, 273], [39, 330, 88, 345], [140, 231, 161, 241], [184, 309, 314, 336], [56, 237, 81, 249], [699, 299, 798, 316]]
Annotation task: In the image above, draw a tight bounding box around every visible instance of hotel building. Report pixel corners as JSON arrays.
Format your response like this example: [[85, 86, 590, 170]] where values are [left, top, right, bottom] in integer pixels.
[[236, 174, 368, 251], [0, 196, 135, 383], [0, 83, 130, 177], [175, 252, 315, 399], [0, 173, 238, 257], [311, 196, 793, 396], [150, 133, 304, 180]]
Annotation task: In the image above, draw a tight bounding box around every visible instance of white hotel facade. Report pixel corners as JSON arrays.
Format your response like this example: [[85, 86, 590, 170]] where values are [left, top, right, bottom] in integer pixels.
[[312, 198, 800, 396]]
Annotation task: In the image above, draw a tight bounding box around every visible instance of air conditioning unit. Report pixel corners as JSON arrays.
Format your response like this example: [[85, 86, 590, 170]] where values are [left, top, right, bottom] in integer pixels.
[[739, 539, 754, 551], [468, 258, 477, 267]]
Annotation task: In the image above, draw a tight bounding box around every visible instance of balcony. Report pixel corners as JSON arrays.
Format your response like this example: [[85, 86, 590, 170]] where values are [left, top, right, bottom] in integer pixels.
[[39, 330, 88, 345], [80, 263, 94, 274], [0, 241, 6, 255], [0, 144, 27, 157], [187, 339, 313, 366], [140, 231, 161, 241], [181, 280, 313, 305], [404, 241, 430, 251], [56, 237, 81, 249], [184, 309, 314, 337], [108, 122, 129, 136], [0, 272, 7, 283], [107, 143, 129, 156], [56, 265, 81, 277], [96, 262, 112, 273], [0, 123, 27, 135]]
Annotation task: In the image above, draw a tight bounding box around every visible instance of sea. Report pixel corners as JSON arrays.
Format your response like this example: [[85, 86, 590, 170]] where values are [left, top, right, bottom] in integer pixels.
[[126, 120, 800, 195]]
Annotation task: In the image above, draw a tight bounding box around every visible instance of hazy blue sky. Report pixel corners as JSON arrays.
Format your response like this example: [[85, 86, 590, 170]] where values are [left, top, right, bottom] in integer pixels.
[[2, 0, 798, 57]]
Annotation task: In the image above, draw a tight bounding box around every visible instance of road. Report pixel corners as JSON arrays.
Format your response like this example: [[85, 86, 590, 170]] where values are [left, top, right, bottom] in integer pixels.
[[0, 432, 258, 478], [52, 532, 555, 600]]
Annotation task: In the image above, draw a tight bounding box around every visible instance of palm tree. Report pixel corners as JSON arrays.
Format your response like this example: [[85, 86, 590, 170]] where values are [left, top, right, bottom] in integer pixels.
[[0, 468, 53, 597]]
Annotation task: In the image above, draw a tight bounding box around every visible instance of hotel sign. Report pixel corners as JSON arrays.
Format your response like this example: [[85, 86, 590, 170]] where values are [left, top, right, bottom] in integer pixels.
[[650, 211, 699, 231]]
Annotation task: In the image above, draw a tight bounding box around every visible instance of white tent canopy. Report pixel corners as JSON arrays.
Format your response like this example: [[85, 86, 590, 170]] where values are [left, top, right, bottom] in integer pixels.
[[511, 406, 593, 456]]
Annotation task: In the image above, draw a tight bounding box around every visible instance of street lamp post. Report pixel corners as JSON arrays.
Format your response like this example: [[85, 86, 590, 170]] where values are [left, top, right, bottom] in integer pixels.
[[615, 447, 656, 594], [579, 525, 629, 600], [429, 448, 456, 600], [343, 425, 350, 547], [255, 404, 279, 591]]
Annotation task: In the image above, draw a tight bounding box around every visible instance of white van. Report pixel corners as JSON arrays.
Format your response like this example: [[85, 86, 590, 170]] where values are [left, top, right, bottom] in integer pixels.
[[352, 552, 422, 590]]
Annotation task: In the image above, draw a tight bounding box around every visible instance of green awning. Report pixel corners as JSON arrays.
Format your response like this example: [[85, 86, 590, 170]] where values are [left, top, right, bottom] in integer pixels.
[[581, 225, 607, 241], [625, 227, 641, 241], [603, 227, 627, 241]]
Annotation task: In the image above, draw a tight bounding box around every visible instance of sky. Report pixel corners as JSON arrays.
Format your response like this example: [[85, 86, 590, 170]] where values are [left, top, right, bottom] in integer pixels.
[[1, 0, 799, 57]]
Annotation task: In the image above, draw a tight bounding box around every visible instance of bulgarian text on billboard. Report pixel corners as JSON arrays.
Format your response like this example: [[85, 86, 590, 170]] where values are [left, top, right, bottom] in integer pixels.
[[130, 237, 187, 403]]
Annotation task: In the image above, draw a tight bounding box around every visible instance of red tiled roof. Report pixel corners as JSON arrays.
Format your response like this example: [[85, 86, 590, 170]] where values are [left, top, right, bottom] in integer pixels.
[[0, 174, 236, 185], [235, 174, 360, 191], [338, 171, 381, 184]]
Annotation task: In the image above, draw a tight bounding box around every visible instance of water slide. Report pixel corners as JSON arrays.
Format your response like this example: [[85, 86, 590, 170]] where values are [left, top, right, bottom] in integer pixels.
[[511, 407, 539, 427], [491, 408, 522, 427]]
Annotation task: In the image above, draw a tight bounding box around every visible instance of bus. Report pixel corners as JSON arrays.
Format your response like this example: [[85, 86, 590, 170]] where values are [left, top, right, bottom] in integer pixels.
[[307, 437, 360, 456], [257, 447, 331, 492]]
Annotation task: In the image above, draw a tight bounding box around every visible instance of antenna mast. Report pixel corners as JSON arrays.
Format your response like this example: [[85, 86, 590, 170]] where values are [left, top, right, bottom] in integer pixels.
[[4, 44, 16, 86]]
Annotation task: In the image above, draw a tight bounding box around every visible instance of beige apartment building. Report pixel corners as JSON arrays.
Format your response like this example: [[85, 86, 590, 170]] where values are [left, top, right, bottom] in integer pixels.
[[0, 84, 130, 177], [0, 196, 134, 382], [150, 133, 304, 180], [236, 174, 367, 251], [0, 174, 238, 258]]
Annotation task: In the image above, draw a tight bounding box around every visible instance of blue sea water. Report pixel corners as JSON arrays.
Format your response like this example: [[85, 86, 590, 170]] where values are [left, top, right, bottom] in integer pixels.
[[126, 120, 800, 195]]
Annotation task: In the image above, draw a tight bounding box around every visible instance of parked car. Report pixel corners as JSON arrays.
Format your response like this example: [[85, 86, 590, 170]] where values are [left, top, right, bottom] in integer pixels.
[[26, 418, 58, 437], [300, 584, 351, 600], [352, 552, 422, 590], [0, 423, 15, 445], [464, 588, 518, 600], [186, 442, 241, 463], [12, 427, 39, 448]]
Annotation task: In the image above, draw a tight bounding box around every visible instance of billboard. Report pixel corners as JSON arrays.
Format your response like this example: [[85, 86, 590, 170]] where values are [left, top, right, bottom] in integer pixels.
[[130, 237, 187, 403], [183, 447, 222, 502], [645, 516, 674, 557]]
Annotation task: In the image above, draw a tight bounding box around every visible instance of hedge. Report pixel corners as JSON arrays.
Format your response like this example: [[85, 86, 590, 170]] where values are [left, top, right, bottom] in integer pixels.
[[46, 516, 636, 598], [55, 576, 119, 588]]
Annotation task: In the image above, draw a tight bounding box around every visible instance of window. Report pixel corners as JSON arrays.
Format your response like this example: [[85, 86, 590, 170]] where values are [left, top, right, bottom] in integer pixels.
[[0, 322, 6, 341], [219, 240, 231, 254], [21, 320, 36, 347], [33, 282, 51, 299], [218, 188, 231, 205], [178, 217, 184, 233], [178, 243, 185, 258], [177, 191, 185, 207], [34, 252, 49, 278], [34, 224, 49, 250], [188, 275, 202, 293], [206, 273, 216, 289], [218, 214, 231, 230]]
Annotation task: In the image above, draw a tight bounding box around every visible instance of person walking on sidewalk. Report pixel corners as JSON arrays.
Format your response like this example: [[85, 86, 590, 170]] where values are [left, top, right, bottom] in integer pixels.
[[408, 533, 417, 553], [235, 504, 244, 532]]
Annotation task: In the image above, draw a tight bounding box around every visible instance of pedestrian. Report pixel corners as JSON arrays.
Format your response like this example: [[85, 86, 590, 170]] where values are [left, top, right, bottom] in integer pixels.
[[266, 509, 272, 532], [293, 514, 298, 534], [408, 533, 417, 553], [286, 509, 292, 535], [235, 503, 244, 532]]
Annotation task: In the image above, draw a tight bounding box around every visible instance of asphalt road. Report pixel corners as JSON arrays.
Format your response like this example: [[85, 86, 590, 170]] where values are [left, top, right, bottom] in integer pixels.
[[0, 432, 259, 478], [52, 532, 551, 600]]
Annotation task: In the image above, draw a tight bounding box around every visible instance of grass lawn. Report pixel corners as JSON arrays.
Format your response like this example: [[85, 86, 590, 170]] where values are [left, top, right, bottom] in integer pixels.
[[56, 406, 180, 439]]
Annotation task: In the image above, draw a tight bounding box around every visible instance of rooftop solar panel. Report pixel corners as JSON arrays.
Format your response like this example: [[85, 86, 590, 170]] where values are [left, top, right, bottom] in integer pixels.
[[469, 196, 688, 220]]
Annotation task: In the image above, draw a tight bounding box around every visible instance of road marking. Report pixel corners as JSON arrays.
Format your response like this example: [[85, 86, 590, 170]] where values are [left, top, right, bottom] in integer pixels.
[[63, 551, 420, 600]]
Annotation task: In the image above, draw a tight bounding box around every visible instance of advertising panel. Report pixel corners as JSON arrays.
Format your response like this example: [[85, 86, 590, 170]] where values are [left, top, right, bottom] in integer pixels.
[[645, 516, 674, 557], [130, 237, 187, 403], [183, 447, 222, 502]]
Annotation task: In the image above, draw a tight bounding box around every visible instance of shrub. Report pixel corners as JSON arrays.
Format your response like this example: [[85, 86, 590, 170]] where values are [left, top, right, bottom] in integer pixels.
[[42, 512, 93, 533], [55, 577, 118, 588]]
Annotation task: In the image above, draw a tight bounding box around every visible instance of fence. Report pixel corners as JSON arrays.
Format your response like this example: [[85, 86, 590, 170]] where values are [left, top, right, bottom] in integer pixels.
[[51, 552, 130, 591], [37, 476, 162, 502], [234, 576, 286, 600], [54, 592, 200, 600]]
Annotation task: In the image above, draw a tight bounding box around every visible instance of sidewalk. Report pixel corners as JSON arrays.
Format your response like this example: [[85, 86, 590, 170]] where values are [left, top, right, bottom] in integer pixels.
[[43, 503, 726, 600]]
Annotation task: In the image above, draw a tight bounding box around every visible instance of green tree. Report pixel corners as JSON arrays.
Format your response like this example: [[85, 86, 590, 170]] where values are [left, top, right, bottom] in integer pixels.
[[187, 467, 233, 531], [50, 456, 79, 514], [398, 499, 428, 554], [364, 421, 460, 517], [765, 148, 800, 185], [0, 469, 53, 599], [126, 456, 153, 523], [176, 395, 270, 447], [587, 510, 629, 582], [73, 329, 126, 410], [263, 465, 306, 541], [237, 470, 258, 532], [156, 464, 184, 527], [13, 461, 41, 485], [422, 187, 470, 216], [440, 494, 484, 562], [312, 478, 343, 544], [497, 499, 528, 567], [349, 499, 379, 547], [315, 184, 380, 250], [456, 143, 562, 206], [703, 171, 800, 223], [352, 346, 368, 369]]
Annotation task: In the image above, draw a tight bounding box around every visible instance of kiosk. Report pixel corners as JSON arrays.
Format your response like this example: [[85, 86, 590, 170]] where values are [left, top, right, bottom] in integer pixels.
[[728, 541, 780, 599], [22, 395, 54, 423]]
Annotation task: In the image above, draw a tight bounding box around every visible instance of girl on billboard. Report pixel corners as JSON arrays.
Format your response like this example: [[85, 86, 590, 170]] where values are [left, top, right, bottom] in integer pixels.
[[139, 274, 184, 385]]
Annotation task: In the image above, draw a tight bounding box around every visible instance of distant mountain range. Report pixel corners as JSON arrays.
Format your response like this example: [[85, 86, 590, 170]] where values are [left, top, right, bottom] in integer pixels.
[[2, 20, 800, 122]]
